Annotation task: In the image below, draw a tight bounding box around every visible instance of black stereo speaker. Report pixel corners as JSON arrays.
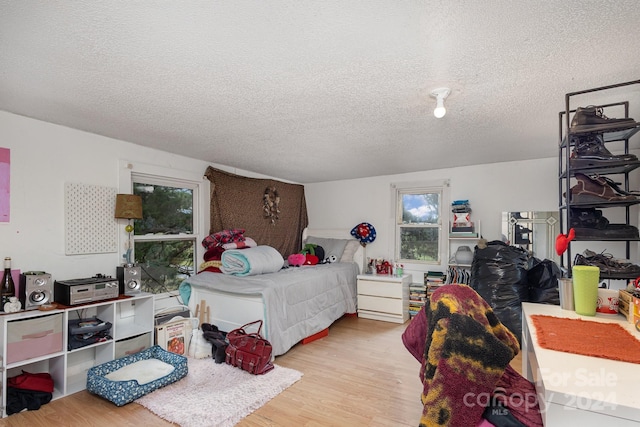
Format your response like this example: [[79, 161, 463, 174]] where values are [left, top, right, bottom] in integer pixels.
[[19, 272, 53, 310], [117, 265, 142, 295]]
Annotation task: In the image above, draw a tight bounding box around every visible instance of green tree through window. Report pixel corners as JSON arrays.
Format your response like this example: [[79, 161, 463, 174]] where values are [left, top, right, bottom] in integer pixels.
[[133, 181, 197, 294], [396, 187, 443, 263]]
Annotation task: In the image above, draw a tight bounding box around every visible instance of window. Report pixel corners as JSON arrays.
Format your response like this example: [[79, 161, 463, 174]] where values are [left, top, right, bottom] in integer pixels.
[[120, 161, 208, 294], [393, 181, 448, 264]]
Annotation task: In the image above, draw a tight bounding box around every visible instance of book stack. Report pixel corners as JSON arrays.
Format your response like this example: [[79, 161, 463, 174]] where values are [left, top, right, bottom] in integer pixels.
[[409, 282, 428, 319], [424, 270, 446, 301]]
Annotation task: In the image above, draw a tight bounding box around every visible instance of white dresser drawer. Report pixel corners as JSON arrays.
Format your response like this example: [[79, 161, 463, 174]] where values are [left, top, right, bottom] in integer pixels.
[[357, 279, 403, 298], [358, 294, 404, 314]]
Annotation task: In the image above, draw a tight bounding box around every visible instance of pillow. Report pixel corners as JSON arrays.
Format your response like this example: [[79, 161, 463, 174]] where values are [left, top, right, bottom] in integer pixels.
[[202, 228, 245, 249], [340, 240, 360, 263], [305, 236, 348, 261], [105, 359, 175, 385], [200, 246, 225, 273]]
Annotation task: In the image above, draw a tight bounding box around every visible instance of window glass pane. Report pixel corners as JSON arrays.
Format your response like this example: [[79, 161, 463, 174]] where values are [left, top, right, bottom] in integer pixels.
[[131, 176, 197, 295], [401, 192, 439, 224], [133, 183, 193, 235], [399, 227, 439, 261], [135, 240, 195, 293]]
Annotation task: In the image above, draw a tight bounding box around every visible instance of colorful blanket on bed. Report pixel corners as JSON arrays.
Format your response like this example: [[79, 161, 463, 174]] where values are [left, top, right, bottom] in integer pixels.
[[410, 284, 541, 427]]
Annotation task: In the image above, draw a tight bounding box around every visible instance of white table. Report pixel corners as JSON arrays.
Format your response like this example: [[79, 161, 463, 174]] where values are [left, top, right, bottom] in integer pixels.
[[522, 302, 640, 426]]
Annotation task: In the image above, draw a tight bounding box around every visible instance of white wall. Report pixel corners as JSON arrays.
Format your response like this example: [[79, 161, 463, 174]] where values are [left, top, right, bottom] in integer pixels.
[[0, 111, 218, 279], [304, 159, 561, 281], [5, 110, 632, 288]]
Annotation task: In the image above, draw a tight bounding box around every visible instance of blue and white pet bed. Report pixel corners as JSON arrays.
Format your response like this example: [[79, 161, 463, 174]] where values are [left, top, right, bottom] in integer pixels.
[[86, 345, 188, 406]]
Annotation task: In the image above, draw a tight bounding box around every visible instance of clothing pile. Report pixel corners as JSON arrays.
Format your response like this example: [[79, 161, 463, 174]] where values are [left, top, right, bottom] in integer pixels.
[[6, 371, 54, 415]]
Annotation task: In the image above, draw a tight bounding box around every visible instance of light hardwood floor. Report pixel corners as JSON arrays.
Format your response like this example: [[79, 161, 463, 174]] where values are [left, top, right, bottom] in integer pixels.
[[0, 315, 523, 427]]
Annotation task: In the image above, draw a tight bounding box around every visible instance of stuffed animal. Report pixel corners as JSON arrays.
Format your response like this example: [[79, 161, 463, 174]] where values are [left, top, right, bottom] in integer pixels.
[[304, 254, 319, 265], [288, 253, 306, 267], [301, 243, 325, 262], [320, 255, 337, 264]]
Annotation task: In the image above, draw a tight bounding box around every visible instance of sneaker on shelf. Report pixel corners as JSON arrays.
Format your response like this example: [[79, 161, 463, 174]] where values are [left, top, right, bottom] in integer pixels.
[[569, 173, 639, 203], [574, 250, 640, 278], [570, 105, 636, 134]]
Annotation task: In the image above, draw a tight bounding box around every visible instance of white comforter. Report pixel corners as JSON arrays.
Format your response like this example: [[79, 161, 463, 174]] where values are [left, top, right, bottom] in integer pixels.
[[220, 245, 284, 276], [179, 262, 358, 356]]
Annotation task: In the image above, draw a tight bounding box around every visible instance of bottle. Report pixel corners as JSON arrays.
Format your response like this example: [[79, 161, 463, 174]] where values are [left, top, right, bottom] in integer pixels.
[[1, 257, 16, 311]]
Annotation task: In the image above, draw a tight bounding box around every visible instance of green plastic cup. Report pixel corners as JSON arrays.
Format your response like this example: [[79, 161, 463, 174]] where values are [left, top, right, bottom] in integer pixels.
[[572, 265, 600, 316]]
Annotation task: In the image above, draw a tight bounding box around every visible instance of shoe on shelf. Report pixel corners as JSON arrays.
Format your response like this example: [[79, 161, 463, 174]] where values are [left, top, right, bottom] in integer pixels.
[[570, 207, 609, 229], [569, 173, 639, 203], [574, 250, 640, 278], [570, 207, 640, 238], [570, 133, 638, 168], [573, 224, 639, 239], [570, 105, 636, 134]]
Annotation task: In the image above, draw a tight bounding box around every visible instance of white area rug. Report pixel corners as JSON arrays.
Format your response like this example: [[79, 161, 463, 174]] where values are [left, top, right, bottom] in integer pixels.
[[136, 357, 302, 427]]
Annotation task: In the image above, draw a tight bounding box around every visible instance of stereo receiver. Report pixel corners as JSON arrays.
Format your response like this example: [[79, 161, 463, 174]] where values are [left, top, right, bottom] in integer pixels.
[[54, 275, 119, 306]]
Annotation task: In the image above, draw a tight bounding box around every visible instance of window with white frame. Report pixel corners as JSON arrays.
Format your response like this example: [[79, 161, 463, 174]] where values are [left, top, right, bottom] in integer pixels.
[[393, 181, 447, 264], [125, 169, 203, 295]]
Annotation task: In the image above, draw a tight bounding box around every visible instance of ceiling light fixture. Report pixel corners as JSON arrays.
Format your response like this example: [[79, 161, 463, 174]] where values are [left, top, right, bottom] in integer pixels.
[[430, 87, 451, 118]]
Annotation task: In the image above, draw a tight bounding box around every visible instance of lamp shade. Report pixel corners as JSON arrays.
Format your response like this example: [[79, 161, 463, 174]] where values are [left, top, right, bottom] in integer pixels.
[[114, 194, 143, 219]]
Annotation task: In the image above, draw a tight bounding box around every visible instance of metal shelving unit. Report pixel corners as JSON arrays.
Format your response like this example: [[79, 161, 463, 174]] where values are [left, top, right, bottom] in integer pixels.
[[558, 79, 640, 278]]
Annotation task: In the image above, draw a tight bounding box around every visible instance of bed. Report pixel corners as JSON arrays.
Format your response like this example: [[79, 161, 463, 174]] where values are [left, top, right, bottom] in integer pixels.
[[178, 229, 364, 356]]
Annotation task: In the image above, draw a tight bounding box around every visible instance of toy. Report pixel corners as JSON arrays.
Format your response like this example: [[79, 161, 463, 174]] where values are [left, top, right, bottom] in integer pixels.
[[302, 243, 325, 261], [320, 255, 337, 264], [304, 254, 319, 265], [555, 228, 575, 256], [287, 253, 306, 267]]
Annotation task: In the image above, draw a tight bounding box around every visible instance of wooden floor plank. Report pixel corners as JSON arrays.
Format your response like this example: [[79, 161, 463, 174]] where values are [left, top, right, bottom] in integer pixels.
[[0, 315, 523, 426]]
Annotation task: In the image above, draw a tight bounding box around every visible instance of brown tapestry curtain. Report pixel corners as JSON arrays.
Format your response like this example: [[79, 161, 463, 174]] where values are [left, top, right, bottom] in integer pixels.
[[204, 166, 309, 257]]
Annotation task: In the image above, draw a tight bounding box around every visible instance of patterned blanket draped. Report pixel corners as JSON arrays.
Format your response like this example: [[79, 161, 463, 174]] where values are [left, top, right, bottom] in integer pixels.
[[402, 284, 543, 427]]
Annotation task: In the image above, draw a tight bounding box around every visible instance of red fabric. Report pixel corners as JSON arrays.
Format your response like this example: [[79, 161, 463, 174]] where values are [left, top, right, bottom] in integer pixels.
[[202, 228, 246, 250], [8, 371, 54, 393]]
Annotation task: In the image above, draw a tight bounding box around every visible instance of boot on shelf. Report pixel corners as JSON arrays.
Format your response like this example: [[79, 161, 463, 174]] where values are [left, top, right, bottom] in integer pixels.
[[570, 133, 637, 168], [570, 105, 636, 134]]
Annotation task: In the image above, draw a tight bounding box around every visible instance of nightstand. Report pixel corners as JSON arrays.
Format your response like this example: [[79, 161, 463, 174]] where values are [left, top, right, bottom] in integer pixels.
[[357, 274, 411, 323]]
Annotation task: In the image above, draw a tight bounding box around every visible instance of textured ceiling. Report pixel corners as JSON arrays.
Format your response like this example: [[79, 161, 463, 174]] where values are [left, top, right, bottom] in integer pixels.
[[2, 1, 640, 183]]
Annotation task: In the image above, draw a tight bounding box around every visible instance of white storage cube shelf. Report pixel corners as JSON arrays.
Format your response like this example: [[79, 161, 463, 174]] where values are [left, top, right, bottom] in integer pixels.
[[0, 292, 155, 418]]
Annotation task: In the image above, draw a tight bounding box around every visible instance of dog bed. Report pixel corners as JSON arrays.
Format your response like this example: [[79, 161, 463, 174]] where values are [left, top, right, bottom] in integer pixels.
[[86, 345, 188, 406]]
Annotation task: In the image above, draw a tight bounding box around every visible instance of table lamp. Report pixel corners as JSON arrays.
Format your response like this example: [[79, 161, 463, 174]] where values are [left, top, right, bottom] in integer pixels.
[[114, 194, 143, 265]]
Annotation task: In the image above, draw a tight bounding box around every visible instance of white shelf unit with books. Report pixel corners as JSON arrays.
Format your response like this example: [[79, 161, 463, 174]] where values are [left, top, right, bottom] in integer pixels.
[[447, 221, 481, 285]]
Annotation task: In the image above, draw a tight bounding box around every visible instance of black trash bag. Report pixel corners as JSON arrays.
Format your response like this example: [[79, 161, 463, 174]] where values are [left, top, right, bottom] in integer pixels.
[[470, 241, 530, 346], [527, 258, 561, 305]]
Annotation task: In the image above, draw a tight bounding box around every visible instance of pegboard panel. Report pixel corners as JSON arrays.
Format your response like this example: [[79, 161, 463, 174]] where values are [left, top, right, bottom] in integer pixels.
[[65, 183, 118, 255]]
